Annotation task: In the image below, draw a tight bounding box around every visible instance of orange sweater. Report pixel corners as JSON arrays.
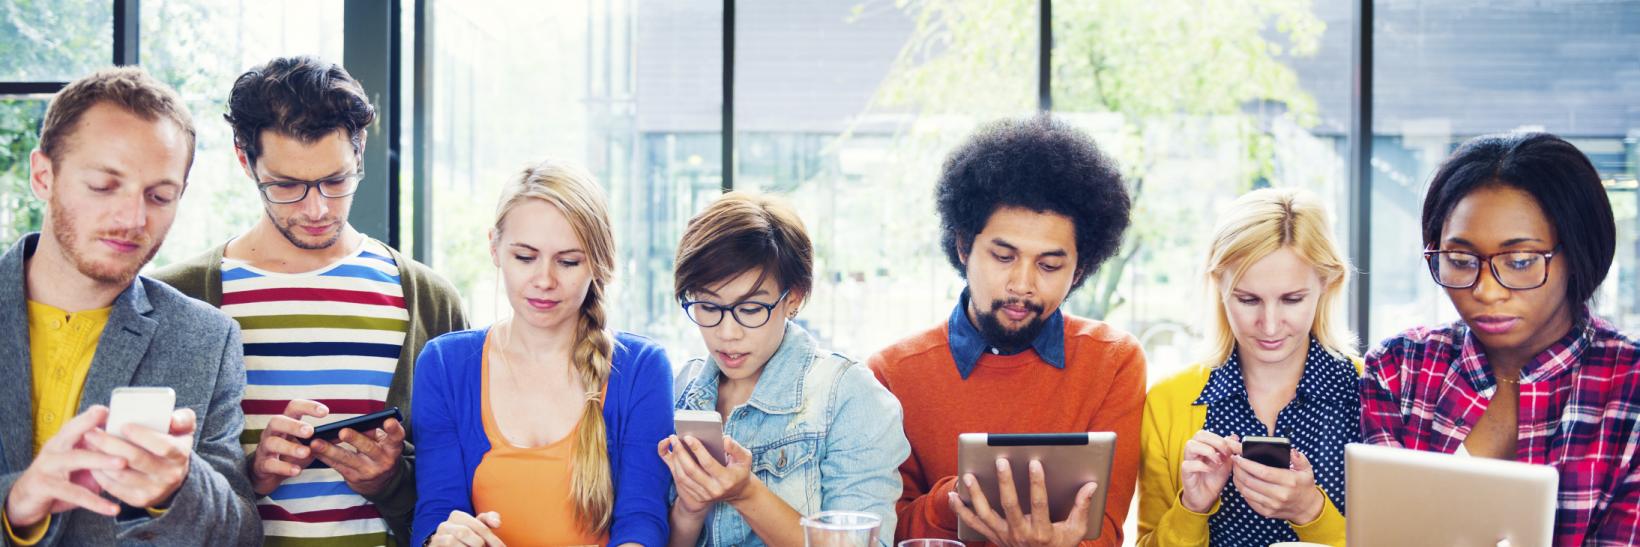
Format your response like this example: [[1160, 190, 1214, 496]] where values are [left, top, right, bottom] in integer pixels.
[[868, 315, 1146, 546]]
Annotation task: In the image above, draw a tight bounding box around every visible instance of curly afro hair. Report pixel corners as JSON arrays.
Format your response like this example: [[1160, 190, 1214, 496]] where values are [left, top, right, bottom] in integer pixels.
[[936, 114, 1131, 291]]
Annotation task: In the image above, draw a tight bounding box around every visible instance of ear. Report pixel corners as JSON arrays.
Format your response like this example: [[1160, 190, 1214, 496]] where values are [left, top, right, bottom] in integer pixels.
[[488, 227, 501, 268], [234, 146, 256, 180], [28, 149, 54, 201], [355, 129, 368, 156], [786, 289, 807, 315], [955, 235, 972, 266]]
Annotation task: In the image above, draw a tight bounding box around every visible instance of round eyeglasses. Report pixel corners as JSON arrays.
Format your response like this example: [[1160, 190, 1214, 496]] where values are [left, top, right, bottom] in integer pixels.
[[680, 290, 790, 329]]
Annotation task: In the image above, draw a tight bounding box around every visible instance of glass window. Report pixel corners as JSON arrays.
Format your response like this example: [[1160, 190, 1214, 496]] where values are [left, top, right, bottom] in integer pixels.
[[0, 98, 48, 244], [138, 0, 345, 268], [1367, 0, 1640, 344], [426, 0, 723, 359], [736, 0, 1038, 360], [0, 0, 112, 82], [1050, 0, 1354, 381]]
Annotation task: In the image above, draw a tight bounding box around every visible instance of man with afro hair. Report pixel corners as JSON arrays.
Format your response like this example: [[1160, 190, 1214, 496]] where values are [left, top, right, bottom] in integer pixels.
[[869, 115, 1145, 547]]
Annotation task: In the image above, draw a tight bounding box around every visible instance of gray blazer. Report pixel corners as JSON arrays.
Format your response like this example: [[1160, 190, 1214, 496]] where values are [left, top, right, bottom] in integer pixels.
[[0, 234, 261, 546]]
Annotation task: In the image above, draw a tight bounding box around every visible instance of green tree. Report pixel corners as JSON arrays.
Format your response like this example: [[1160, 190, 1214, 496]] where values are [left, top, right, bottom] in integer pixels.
[[0, 0, 111, 241], [861, 0, 1326, 323]]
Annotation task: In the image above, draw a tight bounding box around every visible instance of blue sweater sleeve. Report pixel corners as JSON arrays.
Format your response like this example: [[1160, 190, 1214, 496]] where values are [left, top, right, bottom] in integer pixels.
[[609, 335, 677, 547], [411, 335, 477, 545]]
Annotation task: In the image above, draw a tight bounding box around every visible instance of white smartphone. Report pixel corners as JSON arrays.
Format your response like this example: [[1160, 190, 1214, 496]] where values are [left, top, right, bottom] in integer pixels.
[[673, 409, 727, 465], [106, 386, 176, 440]]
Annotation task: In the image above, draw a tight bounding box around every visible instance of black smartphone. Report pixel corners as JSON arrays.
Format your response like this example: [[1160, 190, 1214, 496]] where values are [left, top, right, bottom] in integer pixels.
[[305, 407, 402, 445], [1241, 435, 1292, 468]]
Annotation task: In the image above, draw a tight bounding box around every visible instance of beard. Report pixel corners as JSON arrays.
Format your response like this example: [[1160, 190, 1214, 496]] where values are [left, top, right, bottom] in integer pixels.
[[267, 206, 342, 250], [973, 297, 1047, 353], [50, 195, 161, 286]]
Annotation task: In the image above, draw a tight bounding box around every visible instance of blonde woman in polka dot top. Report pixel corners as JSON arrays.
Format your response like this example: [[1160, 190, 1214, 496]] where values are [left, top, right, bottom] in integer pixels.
[[1136, 188, 1362, 547]]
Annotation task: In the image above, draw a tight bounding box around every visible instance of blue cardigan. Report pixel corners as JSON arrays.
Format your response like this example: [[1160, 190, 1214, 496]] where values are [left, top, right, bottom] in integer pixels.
[[411, 327, 676, 546]]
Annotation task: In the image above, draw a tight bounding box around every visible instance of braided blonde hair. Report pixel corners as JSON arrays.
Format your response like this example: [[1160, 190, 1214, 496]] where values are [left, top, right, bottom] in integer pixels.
[[493, 159, 616, 533]]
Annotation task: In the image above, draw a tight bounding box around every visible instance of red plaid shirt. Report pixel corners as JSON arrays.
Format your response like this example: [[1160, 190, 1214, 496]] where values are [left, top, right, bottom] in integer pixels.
[[1362, 310, 1640, 546]]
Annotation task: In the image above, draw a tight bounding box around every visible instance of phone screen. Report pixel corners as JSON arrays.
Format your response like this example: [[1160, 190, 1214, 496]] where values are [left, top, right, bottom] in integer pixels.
[[1241, 436, 1292, 468]]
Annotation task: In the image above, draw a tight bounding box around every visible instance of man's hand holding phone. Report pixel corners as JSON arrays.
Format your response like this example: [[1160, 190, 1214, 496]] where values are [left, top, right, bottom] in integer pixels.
[[251, 401, 405, 497], [308, 408, 406, 497], [251, 400, 325, 495], [4, 406, 125, 530], [84, 410, 196, 510]]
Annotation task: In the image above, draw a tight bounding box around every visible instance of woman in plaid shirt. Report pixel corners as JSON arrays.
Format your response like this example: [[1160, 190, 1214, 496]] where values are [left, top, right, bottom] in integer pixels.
[[1360, 132, 1640, 545]]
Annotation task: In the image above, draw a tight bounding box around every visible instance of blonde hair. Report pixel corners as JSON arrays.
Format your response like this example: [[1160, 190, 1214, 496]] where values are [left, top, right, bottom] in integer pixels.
[[492, 159, 616, 533], [1202, 188, 1357, 366]]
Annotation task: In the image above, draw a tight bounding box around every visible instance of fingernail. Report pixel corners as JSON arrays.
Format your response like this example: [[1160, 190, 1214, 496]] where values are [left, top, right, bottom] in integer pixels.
[[964, 474, 975, 487], [301, 425, 313, 436]]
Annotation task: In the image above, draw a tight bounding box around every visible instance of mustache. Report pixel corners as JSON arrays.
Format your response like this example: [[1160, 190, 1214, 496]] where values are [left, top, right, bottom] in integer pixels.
[[94, 228, 152, 246], [991, 298, 1044, 314]]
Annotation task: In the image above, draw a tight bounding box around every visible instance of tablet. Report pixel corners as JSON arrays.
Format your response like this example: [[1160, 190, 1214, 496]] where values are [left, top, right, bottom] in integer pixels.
[[1347, 443, 1558, 547], [956, 432, 1116, 542]]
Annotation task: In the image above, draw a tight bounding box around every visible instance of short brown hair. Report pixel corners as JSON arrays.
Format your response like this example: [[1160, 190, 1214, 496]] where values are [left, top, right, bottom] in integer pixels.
[[39, 66, 196, 172], [674, 192, 813, 303]]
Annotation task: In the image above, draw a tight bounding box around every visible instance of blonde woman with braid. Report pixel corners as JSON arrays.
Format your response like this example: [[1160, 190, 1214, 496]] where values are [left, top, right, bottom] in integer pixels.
[[412, 160, 675, 546]]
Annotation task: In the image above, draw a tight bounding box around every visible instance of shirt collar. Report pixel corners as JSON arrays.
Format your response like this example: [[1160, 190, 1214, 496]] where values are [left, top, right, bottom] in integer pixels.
[[1455, 306, 1596, 392], [946, 288, 1066, 380], [678, 321, 817, 415], [1195, 337, 1358, 406]]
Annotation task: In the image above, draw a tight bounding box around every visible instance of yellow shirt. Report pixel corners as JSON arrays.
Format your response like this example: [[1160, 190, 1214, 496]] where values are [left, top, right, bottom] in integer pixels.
[[1136, 359, 1361, 547], [27, 300, 110, 454], [4, 301, 110, 545]]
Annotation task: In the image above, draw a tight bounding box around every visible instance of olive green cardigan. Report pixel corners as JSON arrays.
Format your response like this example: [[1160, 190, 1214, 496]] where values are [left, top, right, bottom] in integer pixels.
[[150, 240, 468, 545]]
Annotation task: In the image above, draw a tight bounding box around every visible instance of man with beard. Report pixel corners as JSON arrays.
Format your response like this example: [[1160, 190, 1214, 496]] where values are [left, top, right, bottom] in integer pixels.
[[869, 115, 1145, 547], [152, 56, 465, 546], [0, 67, 261, 545]]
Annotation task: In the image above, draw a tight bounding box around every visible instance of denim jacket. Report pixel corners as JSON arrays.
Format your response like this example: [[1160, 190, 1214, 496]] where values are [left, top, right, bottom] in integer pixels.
[[675, 321, 910, 547]]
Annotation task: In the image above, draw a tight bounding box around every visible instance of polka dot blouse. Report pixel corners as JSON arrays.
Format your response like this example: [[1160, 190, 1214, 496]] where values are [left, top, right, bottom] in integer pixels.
[[1195, 337, 1360, 546]]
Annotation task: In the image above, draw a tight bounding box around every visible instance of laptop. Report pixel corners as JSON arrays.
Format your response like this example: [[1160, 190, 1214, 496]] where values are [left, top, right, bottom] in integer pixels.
[[1346, 443, 1558, 547]]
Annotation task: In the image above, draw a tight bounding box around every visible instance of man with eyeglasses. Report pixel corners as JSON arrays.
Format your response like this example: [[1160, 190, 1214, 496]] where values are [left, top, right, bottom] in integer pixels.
[[152, 56, 466, 546]]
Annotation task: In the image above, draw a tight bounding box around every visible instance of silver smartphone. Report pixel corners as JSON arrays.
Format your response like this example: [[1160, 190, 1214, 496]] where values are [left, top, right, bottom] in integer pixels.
[[674, 409, 727, 465], [107, 386, 176, 440], [956, 432, 1117, 541]]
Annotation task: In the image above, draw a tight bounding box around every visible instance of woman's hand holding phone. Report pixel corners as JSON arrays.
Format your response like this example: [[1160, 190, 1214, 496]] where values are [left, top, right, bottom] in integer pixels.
[[655, 434, 756, 515], [1179, 430, 1239, 513], [1232, 446, 1324, 524]]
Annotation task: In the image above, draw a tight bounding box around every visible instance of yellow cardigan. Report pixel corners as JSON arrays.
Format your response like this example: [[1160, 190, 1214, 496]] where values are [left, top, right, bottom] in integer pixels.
[[1136, 359, 1361, 547]]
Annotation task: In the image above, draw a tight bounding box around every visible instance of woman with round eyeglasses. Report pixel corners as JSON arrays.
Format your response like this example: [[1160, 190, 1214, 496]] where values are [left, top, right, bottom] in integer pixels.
[[658, 192, 910, 547], [1360, 132, 1640, 544]]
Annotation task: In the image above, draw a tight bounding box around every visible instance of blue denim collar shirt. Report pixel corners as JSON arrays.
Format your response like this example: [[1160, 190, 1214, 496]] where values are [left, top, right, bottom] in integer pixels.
[[676, 321, 911, 547], [946, 288, 1066, 380]]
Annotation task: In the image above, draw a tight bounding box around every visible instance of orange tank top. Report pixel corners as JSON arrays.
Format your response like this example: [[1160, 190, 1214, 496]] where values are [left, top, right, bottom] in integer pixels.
[[471, 336, 610, 546]]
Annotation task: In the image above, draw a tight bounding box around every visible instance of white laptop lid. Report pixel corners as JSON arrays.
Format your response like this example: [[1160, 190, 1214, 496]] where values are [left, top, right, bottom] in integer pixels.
[[1346, 443, 1558, 547]]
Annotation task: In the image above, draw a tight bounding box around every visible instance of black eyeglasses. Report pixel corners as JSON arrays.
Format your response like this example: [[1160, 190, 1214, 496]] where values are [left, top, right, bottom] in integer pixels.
[[255, 171, 364, 204], [1423, 248, 1558, 290], [680, 290, 790, 329]]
